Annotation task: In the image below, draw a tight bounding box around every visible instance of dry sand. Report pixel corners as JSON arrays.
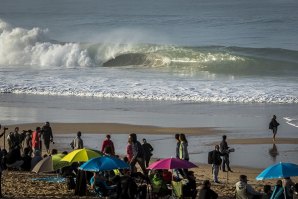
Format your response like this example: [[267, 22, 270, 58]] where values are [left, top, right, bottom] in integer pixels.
[[1, 122, 298, 198]]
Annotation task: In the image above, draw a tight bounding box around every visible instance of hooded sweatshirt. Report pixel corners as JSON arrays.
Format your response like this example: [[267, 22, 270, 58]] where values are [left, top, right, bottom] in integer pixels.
[[235, 181, 262, 199]]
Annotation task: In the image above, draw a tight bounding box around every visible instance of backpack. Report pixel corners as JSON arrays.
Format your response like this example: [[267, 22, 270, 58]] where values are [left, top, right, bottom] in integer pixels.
[[208, 151, 213, 164]]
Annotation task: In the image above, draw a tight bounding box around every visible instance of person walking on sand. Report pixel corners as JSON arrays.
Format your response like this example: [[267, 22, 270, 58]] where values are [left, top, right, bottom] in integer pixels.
[[142, 138, 154, 167], [269, 115, 280, 142], [70, 131, 83, 150], [220, 135, 232, 172], [101, 134, 115, 155], [42, 122, 54, 154]]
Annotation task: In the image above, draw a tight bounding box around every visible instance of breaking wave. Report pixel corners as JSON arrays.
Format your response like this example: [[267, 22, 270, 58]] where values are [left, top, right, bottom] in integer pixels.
[[1, 19, 298, 76]]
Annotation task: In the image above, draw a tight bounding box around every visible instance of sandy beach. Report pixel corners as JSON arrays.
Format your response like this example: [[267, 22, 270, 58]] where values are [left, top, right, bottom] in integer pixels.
[[1, 122, 298, 198]]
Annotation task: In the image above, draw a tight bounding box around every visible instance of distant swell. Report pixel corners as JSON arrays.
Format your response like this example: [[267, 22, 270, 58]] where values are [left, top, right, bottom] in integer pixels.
[[1, 19, 298, 76]]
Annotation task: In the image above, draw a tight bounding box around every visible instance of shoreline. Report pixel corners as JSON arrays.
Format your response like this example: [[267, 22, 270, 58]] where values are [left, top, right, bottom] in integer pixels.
[[4, 122, 298, 145]]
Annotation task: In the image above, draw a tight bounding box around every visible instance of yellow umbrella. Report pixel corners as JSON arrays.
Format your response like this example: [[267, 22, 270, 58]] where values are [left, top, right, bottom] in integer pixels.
[[61, 148, 103, 163]]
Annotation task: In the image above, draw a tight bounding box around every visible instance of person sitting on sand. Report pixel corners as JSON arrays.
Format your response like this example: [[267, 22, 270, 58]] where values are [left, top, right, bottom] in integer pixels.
[[293, 183, 298, 199], [270, 180, 284, 199], [235, 175, 262, 199], [261, 185, 272, 199], [183, 171, 198, 199], [6, 145, 24, 170], [283, 177, 295, 198], [21, 147, 32, 171], [198, 180, 218, 199], [70, 131, 83, 150]]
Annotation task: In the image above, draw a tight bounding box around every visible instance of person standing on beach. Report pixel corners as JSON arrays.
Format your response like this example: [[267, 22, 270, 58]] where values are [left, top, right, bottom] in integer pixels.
[[42, 122, 54, 154], [31, 127, 41, 152], [269, 115, 280, 142], [101, 134, 115, 155], [220, 135, 232, 172], [142, 138, 154, 167], [70, 131, 84, 150], [129, 133, 147, 175], [179, 133, 189, 177], [211, 145, 223, 183], [0, 125, 8, 150], [126, 136, 133, 162]]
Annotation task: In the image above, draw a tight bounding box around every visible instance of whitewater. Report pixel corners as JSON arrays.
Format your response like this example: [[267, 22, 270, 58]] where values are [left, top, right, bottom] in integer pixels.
[[0, 19, 297, 104], [1, 0, 298, 104]]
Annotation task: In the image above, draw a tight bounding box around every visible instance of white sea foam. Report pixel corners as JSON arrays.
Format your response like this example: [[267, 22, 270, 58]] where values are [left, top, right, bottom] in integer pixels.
[[284, 117, 298, 128], [1, 19, 298, 104]]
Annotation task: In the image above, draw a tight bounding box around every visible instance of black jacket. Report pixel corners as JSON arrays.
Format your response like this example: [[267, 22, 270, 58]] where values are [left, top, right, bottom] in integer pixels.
[[199, 187, 218, 199]]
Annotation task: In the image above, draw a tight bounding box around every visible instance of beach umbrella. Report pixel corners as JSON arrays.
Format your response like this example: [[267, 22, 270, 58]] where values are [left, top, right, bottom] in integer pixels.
[[79, 156, 130, 172], [147, 157, 197, 170], [61, 148, 103, 163], [256, 162, 298, 180], [32, 154, 70, 173]]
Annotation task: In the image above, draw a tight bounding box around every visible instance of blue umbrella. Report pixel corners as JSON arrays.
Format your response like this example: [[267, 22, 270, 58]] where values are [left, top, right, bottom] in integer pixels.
[[79, 156, 130, 172], [256, 162, 298, 180]]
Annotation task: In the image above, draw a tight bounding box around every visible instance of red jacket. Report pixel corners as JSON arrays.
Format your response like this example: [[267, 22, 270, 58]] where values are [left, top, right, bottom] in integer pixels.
[[32, 130, 40, 149], [101, 139, 115, 155]]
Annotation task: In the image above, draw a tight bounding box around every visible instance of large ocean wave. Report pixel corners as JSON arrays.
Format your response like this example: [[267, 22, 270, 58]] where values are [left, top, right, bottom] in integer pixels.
[[1, 19, 298, 76]]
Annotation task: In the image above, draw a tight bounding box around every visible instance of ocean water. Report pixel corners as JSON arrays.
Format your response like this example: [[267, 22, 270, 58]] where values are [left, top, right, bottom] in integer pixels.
[[1, 0, 298, 122], [1, 0, 298, 103]]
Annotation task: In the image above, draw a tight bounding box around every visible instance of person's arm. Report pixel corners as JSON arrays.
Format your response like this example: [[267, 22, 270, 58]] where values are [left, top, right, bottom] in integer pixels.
[[101, 140, 106, 152], [111, 141, 115, 155], [80, 139, 84, 149], [149, 144, 154, 152], [50, 127, 53, 140]]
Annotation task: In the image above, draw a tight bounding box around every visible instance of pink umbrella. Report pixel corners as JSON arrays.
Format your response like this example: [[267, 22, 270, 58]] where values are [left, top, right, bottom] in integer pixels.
[[147, 157, 197, 170]]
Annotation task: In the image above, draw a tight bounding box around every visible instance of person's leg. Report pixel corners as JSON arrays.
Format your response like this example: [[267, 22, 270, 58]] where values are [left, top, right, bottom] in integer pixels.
[[272, 127, 277, 142], [226, 155, 232, 171], [222, 157, 226, 171], [136, 157, 147, 175], [130, 158, 137, 173], [213, 164, 219, 182]]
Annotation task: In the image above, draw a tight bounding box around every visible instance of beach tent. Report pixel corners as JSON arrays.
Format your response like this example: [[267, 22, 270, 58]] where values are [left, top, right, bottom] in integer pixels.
[[32, 154, 70, 173]]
